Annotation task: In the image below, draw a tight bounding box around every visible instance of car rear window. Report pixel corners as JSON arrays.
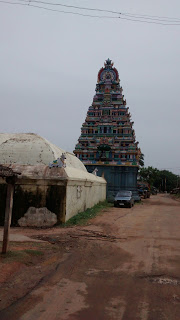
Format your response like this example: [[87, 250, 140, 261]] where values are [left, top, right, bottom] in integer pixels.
[[117, 191, 131, 196]]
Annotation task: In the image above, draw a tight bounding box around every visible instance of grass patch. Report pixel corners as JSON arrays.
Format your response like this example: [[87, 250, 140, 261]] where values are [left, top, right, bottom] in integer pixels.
[[135, 200, 143, 205], [24, 249, 44, 256], [0, 249, 44, 263], [61, 201, 112, 227], [175, 193, 180, 198], [1, 250, 24, 259], [172, 193, 180, 201], [0, 250, 28, 263]]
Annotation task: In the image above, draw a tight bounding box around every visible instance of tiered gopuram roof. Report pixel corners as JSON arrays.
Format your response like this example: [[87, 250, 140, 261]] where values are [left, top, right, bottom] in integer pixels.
[[74, 59, 141, 166]]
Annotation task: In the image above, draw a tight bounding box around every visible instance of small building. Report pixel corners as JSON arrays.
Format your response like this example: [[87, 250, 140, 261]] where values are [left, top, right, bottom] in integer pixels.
[[0, 133, 106, 226]]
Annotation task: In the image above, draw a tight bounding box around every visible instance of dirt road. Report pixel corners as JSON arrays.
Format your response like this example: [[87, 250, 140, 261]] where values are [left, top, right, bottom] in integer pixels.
[[0, 194, 180, 320]]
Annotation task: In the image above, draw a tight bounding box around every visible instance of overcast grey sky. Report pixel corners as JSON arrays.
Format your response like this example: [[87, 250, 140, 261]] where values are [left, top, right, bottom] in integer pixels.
[[0, 0, 180, 174]]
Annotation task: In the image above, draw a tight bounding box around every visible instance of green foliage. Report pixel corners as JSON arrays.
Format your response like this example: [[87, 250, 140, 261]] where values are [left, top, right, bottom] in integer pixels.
[[139, 166, 178, 192], [0, 249, 43, 262], [24, 249, 44, 256], [139, 166, 160, 185], [61, 201, 112, 227], [174, 193, 180, 199]]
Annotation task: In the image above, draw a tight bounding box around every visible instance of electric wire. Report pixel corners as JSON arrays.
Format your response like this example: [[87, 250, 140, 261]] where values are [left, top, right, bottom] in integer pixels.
[[159, 167, 180, 170], [117, 15, 180, 25], [16, 0, 122, 15], [0, 0, 119, 18], [121, 12, 180, 23], [1, 0, 180, 25], [17, 0, 180, 22]]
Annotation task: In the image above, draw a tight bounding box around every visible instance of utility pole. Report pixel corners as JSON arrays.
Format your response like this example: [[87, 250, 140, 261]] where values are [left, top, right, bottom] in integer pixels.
[[2, 181, 15, 254], [176, 175, 179, 188], [0, 165, 20, 254]]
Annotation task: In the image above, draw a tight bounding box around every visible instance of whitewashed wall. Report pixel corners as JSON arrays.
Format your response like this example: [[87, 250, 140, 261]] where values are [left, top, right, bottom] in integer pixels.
[[65, 168, 106, 221]]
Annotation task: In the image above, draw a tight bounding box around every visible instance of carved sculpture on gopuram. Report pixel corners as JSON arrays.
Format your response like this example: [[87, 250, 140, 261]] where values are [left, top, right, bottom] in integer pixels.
[[74, 59, 141, 201]]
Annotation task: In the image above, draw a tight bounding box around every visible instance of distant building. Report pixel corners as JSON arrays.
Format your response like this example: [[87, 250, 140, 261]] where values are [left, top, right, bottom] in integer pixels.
[[74, 59, 141, 200]]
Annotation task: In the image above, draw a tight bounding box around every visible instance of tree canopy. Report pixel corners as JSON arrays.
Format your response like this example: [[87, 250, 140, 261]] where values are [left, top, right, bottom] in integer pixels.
[[139, 166, 178, 192]]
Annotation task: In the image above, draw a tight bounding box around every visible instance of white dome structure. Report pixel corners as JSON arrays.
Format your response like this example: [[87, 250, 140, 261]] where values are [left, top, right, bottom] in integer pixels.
[[0, 133, 106, 224], [0, 133, 86, 172]]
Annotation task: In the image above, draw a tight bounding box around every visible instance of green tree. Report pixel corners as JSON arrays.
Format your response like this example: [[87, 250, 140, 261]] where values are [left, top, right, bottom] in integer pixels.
[[139, 166, 160, 185], [157, 170, 178, 192], [139, 166, 178, 192]]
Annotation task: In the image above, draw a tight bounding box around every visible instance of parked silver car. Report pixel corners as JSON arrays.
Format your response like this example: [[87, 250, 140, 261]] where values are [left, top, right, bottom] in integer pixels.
[[114, 191, 134, 208]]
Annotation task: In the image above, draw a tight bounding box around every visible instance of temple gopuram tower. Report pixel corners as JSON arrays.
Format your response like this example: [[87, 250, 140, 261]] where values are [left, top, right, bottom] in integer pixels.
[[74, 59, 141, 200]]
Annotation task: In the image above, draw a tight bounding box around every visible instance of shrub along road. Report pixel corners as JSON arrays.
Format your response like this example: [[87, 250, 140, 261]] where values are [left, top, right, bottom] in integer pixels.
[[0, 194, 180, 320]]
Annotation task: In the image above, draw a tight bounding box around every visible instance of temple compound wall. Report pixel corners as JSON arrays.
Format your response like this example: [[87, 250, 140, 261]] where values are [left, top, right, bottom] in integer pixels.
[[66, 168, 106, 221], [0, 134, 106, 226]]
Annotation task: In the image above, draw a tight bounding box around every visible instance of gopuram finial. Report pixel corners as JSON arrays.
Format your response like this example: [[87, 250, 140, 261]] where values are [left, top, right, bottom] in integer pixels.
[[104, 58, 114, 68]]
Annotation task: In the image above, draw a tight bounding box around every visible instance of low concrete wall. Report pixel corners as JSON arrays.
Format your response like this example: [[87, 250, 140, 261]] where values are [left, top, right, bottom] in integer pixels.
[[65, 178, 106, 221]]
